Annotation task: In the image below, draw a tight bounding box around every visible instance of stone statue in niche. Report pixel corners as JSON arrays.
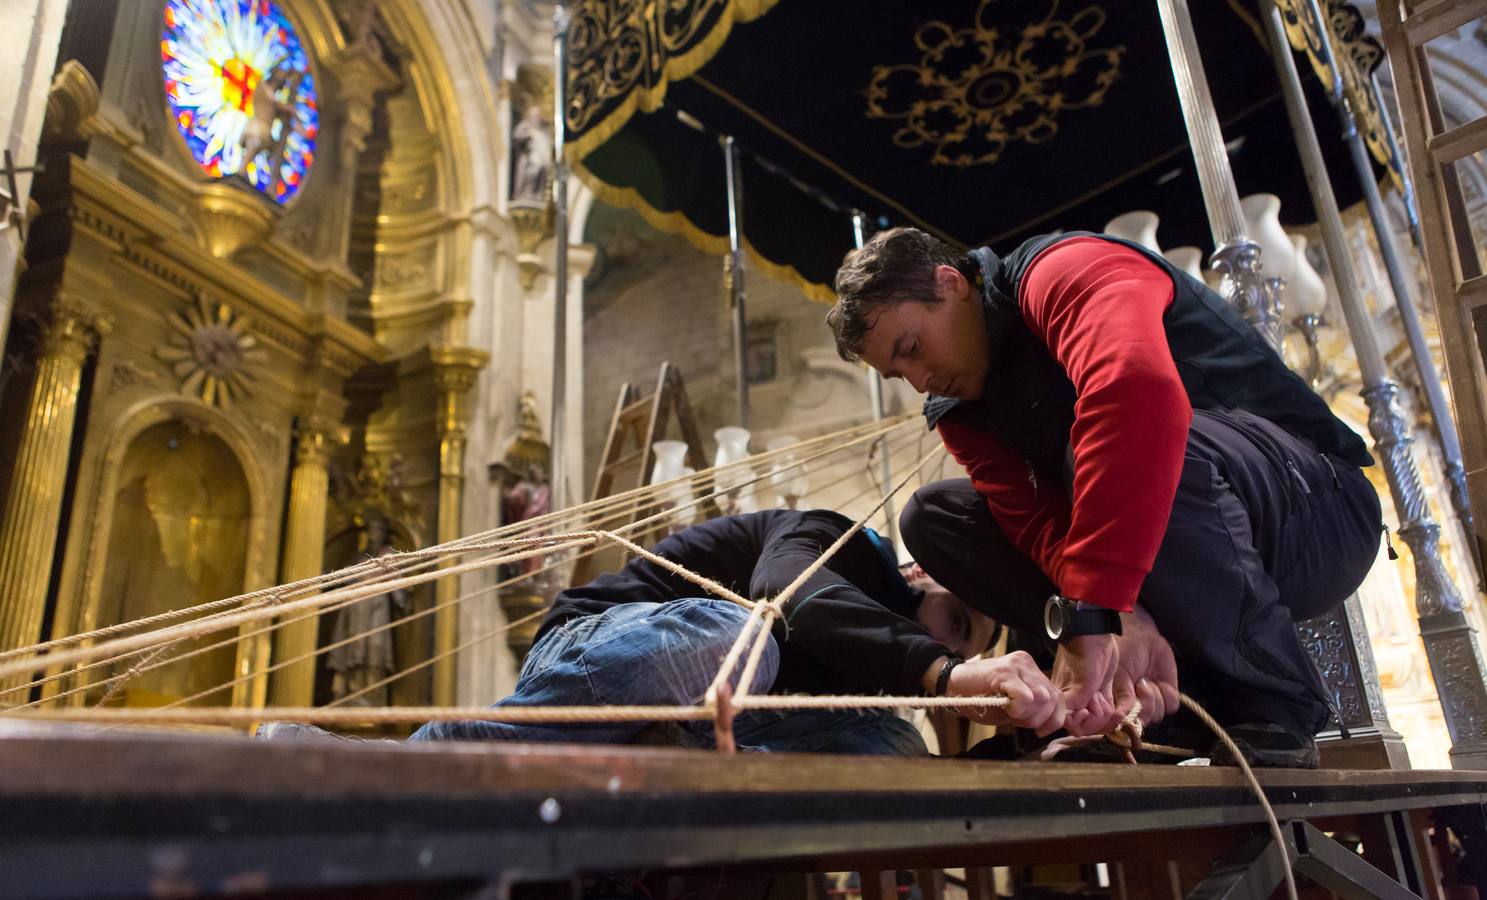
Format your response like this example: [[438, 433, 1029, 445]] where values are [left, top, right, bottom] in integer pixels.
[[340, 0, 389, 61], [491, 392, 555, 592], [327, 515, 410, 706], [510, 104, 554, 205]]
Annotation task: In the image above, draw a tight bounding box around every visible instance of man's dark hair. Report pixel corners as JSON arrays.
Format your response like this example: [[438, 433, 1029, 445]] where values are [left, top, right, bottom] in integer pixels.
[[826, 227, 973, 362]]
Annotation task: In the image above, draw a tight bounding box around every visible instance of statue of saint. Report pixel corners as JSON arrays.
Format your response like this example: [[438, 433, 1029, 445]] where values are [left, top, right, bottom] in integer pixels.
[[342, 0, 387, 59], [327, 517, 410, 706], [510, 105, 554, 205], [493, 392, 556, 593]]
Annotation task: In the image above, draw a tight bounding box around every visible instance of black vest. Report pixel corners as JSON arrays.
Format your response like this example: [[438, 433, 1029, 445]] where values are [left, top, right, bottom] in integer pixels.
[[923, 232, 1372, 487]]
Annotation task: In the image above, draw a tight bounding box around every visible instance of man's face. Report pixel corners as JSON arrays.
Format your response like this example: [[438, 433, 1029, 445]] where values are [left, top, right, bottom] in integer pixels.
[[857, 265, 990, 400], [910, 565, 998, 658]]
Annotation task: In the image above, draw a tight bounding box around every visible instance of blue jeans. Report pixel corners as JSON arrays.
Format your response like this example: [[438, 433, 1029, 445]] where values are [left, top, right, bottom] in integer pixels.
[[408, 598, 926, 756]]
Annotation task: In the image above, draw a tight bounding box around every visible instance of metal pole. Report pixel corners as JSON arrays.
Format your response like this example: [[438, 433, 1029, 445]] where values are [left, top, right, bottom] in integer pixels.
[[1299, 0, 1480, 589], [723, 135, 749, 429], [1265, 2, 1487, 769], [854, 212, 899, 547], [1158, 0, 1397, 765], [1369, 72, 1422, 245], [1154, 0, 1285, 350], [550, 4, 570, 512]]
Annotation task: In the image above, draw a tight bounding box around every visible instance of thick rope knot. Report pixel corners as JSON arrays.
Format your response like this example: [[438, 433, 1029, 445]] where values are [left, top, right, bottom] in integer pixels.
[[1105, 704, 1144, 750]]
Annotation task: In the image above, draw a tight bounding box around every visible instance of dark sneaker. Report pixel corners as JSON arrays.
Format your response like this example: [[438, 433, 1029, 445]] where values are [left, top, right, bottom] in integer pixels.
[[1208, 722, 1320, 769]]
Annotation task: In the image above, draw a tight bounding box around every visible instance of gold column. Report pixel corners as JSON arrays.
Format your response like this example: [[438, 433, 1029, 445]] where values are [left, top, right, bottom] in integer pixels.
[[268, 425, 332, 707], [0, 298, 107, 665], [431, 347, 488, 706]]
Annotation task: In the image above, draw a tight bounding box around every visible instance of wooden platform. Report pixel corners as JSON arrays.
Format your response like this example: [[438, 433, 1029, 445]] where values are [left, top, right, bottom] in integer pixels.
[[2, 721, 1485, 898]]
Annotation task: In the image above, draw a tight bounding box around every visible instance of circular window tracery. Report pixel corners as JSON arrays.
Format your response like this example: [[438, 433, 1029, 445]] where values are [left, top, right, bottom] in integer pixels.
[[161, 0, 319, 204]]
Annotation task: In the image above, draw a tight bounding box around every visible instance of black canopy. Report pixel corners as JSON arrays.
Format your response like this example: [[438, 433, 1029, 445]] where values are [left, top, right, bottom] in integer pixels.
[[567, 0, 1391, 299]]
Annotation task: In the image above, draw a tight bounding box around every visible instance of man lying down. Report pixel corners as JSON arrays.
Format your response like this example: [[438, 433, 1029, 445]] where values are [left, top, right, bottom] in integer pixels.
[[261, 508, 1066, 755], [406, 508, 1063, 754]]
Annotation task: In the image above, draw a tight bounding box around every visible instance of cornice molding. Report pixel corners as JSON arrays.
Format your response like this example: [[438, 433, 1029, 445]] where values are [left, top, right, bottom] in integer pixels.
[[67, 156, 386, 374]]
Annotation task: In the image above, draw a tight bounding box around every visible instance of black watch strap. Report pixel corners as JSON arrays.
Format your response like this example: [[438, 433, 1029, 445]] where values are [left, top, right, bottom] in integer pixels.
[[934, 656, 964, 696], [1045, 594, 1123, 642], [1063, 605, 1123, 640]]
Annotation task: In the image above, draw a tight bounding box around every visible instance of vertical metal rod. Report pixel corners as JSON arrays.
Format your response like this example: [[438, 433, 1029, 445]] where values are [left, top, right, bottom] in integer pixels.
[[550, 4, 570, 513], [1156, 0, 1393, 760], [854, 212, 899, 547], [1154, 0, 1244, 246], [1369, 72, 1422, 244], [1300, 0, 1480, 588], [1266, 2, 1487, 768], [723, 135, 750, 429], [1154, 0, 1285, 349]]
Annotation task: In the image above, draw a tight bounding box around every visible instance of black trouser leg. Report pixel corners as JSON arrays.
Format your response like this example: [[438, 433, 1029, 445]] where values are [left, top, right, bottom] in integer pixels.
[[899, 478, 1054, 638], [901, 409, 1383, 736]]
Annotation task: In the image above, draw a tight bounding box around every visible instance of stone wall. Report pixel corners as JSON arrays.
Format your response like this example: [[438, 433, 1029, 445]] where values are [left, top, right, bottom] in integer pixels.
[[579, 202, 914, 532]]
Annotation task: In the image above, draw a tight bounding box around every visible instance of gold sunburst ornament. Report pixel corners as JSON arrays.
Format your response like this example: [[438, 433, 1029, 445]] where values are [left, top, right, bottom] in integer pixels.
[[865, 0, 1124, 168], [157, 297, 265, 408]]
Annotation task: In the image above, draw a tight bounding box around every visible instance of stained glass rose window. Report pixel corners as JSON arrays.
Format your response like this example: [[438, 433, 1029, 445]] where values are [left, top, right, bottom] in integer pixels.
[[162, 0, 319, 204]]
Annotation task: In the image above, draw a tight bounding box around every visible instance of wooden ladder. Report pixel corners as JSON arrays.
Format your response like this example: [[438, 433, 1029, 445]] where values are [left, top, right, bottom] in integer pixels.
[[572, 362, 709, 585], [1378, 0, 1487, 557]]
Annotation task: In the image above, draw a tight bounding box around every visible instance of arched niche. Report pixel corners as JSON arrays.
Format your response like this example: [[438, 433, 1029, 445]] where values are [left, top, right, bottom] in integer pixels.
[[50, 396, 278, 710], [94, 420, 250, 707], [316, 512, 430, 708]]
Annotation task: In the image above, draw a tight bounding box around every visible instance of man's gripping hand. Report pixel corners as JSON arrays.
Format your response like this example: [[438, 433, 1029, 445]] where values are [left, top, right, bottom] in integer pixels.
[[1053, 633, 1121, 737], [945, 651, 1066, 736], [1112, 605, 1180, 727]]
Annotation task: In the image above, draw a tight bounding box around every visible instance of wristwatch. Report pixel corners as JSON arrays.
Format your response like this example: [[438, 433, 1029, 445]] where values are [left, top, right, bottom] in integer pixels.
[[934, 656, 964, 696], [1044, 594, 1123, 643]]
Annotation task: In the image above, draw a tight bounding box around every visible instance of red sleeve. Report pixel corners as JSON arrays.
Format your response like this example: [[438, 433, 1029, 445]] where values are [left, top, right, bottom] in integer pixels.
[[1017, 237, 1189, 613], [937, 417, 1072, 580]]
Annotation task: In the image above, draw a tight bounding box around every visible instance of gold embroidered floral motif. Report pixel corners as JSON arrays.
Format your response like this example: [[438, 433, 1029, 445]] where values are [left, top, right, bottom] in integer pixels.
[[864, 0, 1124, 168]]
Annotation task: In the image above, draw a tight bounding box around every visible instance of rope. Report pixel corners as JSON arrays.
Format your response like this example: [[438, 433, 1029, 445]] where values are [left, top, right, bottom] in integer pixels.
[[0, 415, 913, 668], [326, 610, 548, 708], [0, 535, 594, 684], [1181, 692, 1298, 900], [11, 423, 928, 710], [0, 417, 918, 689], [6, 694, 1012, 727]]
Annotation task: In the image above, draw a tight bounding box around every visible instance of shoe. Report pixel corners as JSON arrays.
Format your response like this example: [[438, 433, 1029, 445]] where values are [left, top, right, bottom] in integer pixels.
[[1207, 722, 1319, 769], [255, 721, 396, 744]]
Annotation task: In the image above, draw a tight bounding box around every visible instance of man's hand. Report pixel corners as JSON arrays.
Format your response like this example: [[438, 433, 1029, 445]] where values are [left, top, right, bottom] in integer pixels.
[[944, 651, 1066, 736], [1053, 634, 1121, 737], [1112, 605, 1180, 727]]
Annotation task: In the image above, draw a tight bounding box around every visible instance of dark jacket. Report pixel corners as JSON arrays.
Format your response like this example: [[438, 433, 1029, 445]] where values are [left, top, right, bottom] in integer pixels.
[[539, 510, 948, 696]]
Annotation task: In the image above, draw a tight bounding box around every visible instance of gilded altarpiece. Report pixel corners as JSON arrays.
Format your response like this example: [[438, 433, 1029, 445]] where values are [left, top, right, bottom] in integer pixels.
[[0, 0, 490, 713]]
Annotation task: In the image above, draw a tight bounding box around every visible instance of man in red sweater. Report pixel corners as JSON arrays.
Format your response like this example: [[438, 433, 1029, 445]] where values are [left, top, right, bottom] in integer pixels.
[[827, 227, 1383, 766]]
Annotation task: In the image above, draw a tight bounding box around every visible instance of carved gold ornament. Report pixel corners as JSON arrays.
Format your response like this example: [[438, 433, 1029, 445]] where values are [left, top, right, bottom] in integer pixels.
[[865, 0, 1124, 168], [1272, 0, 1396, 182], [156, 297, 266, 408]]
